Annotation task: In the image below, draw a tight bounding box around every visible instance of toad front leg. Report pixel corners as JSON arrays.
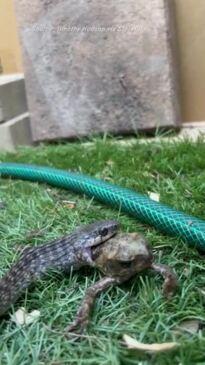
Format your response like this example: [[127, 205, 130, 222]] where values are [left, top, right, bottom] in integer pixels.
[[151, 263, 177, 298], [67, 277, 117, 334]]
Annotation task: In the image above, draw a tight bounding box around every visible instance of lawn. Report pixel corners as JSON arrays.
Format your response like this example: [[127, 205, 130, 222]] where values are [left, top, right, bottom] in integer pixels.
[[0, 137, 205, 365]]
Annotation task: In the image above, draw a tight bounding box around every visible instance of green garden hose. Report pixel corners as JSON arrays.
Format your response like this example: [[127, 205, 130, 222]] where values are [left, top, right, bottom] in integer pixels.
[[0, 162, 205, 251]]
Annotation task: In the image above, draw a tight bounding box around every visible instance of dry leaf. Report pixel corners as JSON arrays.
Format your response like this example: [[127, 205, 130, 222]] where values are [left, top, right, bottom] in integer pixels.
[[148, 192, 160, 202], [123, 334, 178, 353], [106, 160, 114, 166], [11, 307, 40, 326], [183, 267, 191, 278], [62, 200, 76, 209], [175, 319, 201, 334]]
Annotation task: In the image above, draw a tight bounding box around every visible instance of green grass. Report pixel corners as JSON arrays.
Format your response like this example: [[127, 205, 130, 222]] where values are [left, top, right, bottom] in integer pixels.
[[0, 137, 205, 365]]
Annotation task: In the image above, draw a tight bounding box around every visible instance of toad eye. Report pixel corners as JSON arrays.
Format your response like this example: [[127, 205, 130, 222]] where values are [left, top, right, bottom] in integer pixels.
[[119, 261, 132, 268], [100, 228, 108, 236]]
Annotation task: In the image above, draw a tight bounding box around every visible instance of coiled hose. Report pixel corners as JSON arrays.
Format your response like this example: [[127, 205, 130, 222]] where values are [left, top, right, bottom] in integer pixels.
[[0, 162, 205, 251]]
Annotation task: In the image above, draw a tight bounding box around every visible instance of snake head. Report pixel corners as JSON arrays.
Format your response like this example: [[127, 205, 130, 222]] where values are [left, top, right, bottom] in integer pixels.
[[74, 220, 119, 265]]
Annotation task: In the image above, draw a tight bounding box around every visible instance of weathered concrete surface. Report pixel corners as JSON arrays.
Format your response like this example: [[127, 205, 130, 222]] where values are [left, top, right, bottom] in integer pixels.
[[0, 113, 32, 152], [14, 0, 181, 141], [0, 74, 28, 122]]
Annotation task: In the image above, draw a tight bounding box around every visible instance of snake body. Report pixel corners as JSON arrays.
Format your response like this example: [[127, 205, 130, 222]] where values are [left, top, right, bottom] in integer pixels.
[[0, 220, 118, 316], [0, 163, 205, 250]]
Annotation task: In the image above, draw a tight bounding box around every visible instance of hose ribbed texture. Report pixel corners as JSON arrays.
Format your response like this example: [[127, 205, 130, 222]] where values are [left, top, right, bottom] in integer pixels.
[[0, 163, 205, 250]]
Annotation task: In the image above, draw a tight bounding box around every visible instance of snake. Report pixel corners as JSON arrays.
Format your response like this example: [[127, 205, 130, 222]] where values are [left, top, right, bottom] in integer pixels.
[[0, 220, 118, 318]]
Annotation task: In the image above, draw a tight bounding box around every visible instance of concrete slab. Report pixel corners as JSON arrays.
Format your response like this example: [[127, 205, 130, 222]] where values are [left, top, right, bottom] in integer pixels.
[[0, 112, 32, 152], [0, 74, 28, 123], [14, 0, 181, 141]]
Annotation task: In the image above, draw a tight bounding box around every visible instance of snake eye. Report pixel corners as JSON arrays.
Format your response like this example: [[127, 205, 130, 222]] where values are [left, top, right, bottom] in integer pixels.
[[101, 228, 108, 236]]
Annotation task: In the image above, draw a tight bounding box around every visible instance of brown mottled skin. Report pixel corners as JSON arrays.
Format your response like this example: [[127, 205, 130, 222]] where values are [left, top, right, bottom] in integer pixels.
[[68, 232, 178, 333]]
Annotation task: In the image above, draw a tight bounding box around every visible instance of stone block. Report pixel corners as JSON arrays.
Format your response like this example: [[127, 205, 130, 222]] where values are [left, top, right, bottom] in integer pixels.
[[0, 113, 32, 152], [0, 74, 28, 123], [14, 0, 181, 141]]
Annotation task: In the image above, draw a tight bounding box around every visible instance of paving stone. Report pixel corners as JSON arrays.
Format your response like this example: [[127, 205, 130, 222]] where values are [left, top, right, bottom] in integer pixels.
[[14, 0, 181, 141], [0, 113, 32, 152], [0, 74, 28, 123]]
